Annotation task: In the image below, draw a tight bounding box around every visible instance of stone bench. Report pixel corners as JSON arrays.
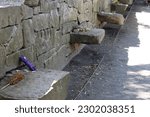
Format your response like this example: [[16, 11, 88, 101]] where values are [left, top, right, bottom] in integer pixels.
[[119, 0, 133, 5], [111, 3, 128, 14], [0, 69, 70, 100], [97, 12, 125, 25], [70, 29, 105, 44]]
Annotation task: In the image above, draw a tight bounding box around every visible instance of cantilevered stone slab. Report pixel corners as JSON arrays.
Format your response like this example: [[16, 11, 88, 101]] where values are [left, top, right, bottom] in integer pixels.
[[0, 69, 70, 100], [119, 0, 133, 5], [24, 0, 40, 7], [97, 12, 125, 25], [111, 3, 128, 14], [70, 29, 105, 44]]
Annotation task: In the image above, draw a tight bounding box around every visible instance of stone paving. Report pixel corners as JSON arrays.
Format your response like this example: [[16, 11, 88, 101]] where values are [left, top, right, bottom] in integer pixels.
[[76, 0, 150, 100]]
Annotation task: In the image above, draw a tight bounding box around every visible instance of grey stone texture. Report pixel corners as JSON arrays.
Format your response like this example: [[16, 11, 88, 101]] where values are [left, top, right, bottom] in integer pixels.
[[119, 0, 133, 5], [0, 0, 113, 78], [70, 29, 105, 44], [24, 0, 40, 7], [0, 46, 6, 78], [97, 12, 125, 25], [0, 70, 70, 100], [112, 3, 128, 14], [0, 6, 22, 28]]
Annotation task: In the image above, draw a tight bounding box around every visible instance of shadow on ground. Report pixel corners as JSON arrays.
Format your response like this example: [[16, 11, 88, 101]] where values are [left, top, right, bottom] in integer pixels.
[[76, 0, 150, 100]]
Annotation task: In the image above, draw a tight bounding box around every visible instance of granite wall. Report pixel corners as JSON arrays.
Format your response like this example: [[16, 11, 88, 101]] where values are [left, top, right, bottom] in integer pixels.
[[0, 0, 111, 78]]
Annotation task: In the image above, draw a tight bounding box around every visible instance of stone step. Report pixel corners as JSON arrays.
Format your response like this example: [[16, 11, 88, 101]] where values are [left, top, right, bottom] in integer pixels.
[[70, 29, 105, 44], [0, 69, 70, 100], [119, 0, 133, 5], [97, 12, 125, 25], [111, 3, 128, 14]]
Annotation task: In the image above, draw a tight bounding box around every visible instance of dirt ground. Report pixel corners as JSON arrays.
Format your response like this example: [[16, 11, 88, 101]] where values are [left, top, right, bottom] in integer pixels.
[[64, 26, 120, 100], [64, 4, 133, 100]]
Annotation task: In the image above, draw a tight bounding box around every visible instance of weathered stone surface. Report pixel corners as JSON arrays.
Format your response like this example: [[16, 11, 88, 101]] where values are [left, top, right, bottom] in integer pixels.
[[60, 3, 78, 24], [22, 19, 35, 47], [83, 0, 93, 22], [36, 48, 56, 68], [70, 29, 105, 44], [21, 4, 33, 19], [0, 70, 70, 100], [0, 6, 22, 28], [119, 0, 133, 5], [40, 0, 58, 13], [61, 34, 70, 45], [0, 0, 112, 84], [40, 0, 50, 13], [34, 29, 52, 57], [0, 46, 6, 78], [33, 6, 40, 15], [44, 45, 72, 70], [99, 0, 111, 12], [24, 0, 40, 7], [62, 21, 77, 34], [5, 51, 20, 71], [112, 3, 128, 14], [97, 12, 125, 25], [49, 9, 60, 29], [78, 14, 88, 23], [6, 26, 23, 55], [93, 0, 100, 12], [0, 26, 17, 44], [33, 14, 50, 31]]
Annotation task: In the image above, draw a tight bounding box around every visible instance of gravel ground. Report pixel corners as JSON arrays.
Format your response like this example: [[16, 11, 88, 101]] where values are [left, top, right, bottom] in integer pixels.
[[64, 2, 134, 100], [64, 26, 120, 100], [76, 0, 150, 100]]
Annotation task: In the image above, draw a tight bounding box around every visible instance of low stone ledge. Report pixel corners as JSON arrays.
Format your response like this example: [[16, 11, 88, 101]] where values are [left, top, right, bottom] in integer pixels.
[[24, 0, 40, 7], [119, 0, 133, 5], [0, 69, 70, 100], [97, 12, 125, 25], [70, 29, 105, 44], [111, 3, 128, 14]]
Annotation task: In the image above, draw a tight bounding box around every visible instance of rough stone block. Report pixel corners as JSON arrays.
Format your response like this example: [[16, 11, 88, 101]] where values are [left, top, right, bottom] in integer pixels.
[[0, 46, 6, 78], [62, 21, 77, 34], [78, 14, 88, 23], [34, 29, 52, 57], [44, 45, 71, 70], [60, 3, 78, 24], [0, 6, 22, 28], [49, 9, 60, 29], [33, 6, 40, 15], [5, 51, 20, 71], [0, 26, 17, 44], [112, 3, 128, 14], [119, 0, 133, 5], [6, 26, 23, 55], [37, 48, 56, 68], [22, 19, 35, 47], [97, 12, 125, 25], [24, 0, 40, 7], [40, 0, 50, 13], [70, 29, 105, 44], [0, 69, 70, 100], [33, 14, 50, 31], [93, 0, 100, 12], [21, 4, 33, 19]]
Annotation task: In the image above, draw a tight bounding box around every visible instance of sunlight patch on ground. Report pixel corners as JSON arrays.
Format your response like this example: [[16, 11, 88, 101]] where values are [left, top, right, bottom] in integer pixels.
[[127, 70, 150, 77], [127, 11, 150, 66]]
